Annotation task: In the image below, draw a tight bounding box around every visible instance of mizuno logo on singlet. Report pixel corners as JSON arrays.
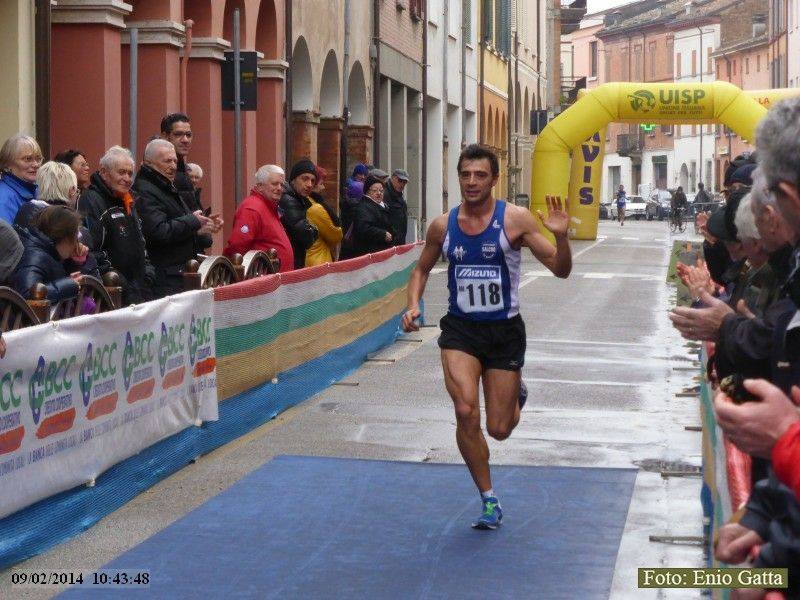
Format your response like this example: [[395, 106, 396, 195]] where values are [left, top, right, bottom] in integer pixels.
[[456, 266, 500, 278]]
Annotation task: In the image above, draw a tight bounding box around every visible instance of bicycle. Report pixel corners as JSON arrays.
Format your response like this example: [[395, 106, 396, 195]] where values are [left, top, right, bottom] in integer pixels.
[[670, 207, 686, 234]]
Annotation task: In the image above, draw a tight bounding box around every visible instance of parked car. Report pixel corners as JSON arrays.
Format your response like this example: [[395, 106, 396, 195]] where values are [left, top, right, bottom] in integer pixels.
[[646, 190, 672, 220], [609, 195, 646, 220]]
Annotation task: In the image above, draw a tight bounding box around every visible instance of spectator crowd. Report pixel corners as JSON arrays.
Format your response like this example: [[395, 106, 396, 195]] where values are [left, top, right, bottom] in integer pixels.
[[669, 97, 800, 597], [0, 112, 410, 311]]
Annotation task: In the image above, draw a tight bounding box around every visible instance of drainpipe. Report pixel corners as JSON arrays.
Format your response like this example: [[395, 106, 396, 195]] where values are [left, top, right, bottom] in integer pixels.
[[342, 0, 351, 196], [514, 26, 520, 202], [479, 3, 486, 143], [285, 1, 293, 165], [461, 1, 467, 146], [372, 0, 381, 167], [421, 0, 428, 225], [507, 31, 513, 201], [181, 20, 194, 113], [443, 0, 449, 210], [536, 0, 541, 107], [697, 25, 704, 189], [35, 0, 51, 155]]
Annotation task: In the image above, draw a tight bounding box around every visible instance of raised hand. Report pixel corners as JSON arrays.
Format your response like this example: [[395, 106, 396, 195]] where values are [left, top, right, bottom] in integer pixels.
[[537, 195, 569, 237]]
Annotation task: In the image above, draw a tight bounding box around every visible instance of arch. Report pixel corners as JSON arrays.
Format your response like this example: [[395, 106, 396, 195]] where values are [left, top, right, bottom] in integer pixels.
[[679, 163, 689, 191], [291, 37, 314, 112], [255, 0, 278, 59], [222, 0, 247, 46], [183, 0, 215, 37], [319, 50, 341, 118], [533, 81, 775, 242], [348, 61, 368, 125], [493, 109, 500, 150]]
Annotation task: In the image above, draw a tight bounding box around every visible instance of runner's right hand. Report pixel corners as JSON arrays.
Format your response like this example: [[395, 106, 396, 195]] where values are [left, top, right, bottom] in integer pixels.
[[402, 307, 421, 332]]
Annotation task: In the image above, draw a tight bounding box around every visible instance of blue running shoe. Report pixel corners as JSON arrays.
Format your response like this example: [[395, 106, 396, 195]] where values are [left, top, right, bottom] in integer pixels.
[[519, 381, 528, 409], [472, 497, 503, 530]]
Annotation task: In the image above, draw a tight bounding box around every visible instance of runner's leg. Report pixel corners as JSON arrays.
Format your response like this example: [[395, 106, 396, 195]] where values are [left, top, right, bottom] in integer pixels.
[[483, 369, 522, 441], [441, 349, 491, 493]]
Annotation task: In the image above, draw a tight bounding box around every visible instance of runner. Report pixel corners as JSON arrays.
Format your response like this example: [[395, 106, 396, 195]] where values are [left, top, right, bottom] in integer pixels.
[[616, 184, 627, 226], [402, 144, 572, 529]]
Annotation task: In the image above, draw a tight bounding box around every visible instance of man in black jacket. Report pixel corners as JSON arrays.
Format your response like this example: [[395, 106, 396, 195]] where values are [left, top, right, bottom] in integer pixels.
[[78, 145, 155, 305], [160, 113, 213, 253], [135, 139, 219, 298], [279, 159, 319, 269], [385, 169, 409, 245]]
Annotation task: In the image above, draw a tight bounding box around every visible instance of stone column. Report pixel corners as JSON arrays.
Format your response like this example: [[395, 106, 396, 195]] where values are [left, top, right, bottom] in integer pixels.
[[51, 0, 133, 164], [0, 1, 36, 140], [291, 110, 320, 165], [345, 125, 373, 170], [257, 58, 289, 168]]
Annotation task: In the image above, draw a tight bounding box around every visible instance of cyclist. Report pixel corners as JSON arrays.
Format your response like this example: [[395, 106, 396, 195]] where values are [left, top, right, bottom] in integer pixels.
[[671, 186, 689, 230]]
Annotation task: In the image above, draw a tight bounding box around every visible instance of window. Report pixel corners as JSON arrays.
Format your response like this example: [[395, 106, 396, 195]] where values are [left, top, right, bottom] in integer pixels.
[[733, 59, 737, 76], [676, 52, 682, 78], [634, 45, 642, 79], [661, 124, 673, 135], [649, 42, 656, 79], [746, 57, 750, 74], [463, 0, 472, 44], [707, 47, 713, 74], [482, 0, 493, 43], [621, 50, 629, 80], [692, 49, 697, 76], [757, 54, 761, 72], [590, 41, 598, 77]]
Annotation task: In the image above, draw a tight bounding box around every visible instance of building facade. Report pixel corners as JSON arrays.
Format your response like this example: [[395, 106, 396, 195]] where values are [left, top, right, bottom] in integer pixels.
[[790, 0, 800, 86]]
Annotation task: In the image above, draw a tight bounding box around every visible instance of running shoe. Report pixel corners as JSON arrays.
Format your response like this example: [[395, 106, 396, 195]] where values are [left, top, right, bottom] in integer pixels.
[[519, 381, 528, 410], [472, 497, 503, 530]]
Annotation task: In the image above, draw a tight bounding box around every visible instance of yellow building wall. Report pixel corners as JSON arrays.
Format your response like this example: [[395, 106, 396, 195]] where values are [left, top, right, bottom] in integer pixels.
[[0, 0, 36, 141]]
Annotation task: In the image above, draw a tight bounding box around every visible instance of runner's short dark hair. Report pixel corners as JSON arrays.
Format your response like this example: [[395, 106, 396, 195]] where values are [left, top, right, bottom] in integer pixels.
[[457, 144, 499, 177]]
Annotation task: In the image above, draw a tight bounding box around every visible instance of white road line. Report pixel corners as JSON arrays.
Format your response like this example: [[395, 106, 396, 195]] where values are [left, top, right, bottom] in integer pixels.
[[583, 273, 614, 279], [621, 236, 640, 241], [519, 275, 539, 289], [573, 237, 605, 259], [523, 377, 639, 388], [430, 267, 446, 275], [526, 338, 650, 347]]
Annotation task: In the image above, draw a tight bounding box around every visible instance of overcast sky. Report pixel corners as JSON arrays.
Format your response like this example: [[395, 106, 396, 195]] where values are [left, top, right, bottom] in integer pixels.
[[586, 0, 639, 15]]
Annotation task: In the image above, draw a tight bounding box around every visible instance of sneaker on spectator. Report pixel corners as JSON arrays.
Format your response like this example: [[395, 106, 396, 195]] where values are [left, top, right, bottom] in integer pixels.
[[472, 497, 503, 530]]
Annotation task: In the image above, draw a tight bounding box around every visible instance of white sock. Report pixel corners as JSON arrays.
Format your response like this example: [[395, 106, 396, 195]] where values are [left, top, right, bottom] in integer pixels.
[[481, 489, 496, 500]]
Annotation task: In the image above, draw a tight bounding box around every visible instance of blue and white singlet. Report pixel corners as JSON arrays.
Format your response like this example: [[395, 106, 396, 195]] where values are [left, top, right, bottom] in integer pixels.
[[442, 200, 521, 321]]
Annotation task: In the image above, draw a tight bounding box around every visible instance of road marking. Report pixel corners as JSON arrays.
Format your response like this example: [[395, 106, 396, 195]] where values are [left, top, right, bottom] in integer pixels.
[[573, 237, 605, 259], [621, 236, 640, 241], [430, 267, 446, 275], [519, 275, 539, 289], [583, 273, 614, 279], [523, 377, 640, 388], [527, 338, 650, 347]]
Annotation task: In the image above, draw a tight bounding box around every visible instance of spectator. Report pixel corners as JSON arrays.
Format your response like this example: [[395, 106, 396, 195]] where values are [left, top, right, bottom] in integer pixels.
[[346, 163, 368, 202], [135, 139, 219, 298], [305, 166, 342, 266], [160, 113, 214, 252], [352, 174, 393, 256], [79, 146, 155, 305], [368, 167, 389, 183], [279, 159, 319, 269], [54, 149, 91, 193], [12, 206, 89, 302], [385, 169, 409, 245], [694, 181, 711, 205], [0, 134, 42, 224], [341, 164, 369, 260], [0, 219, 23, 284], [224, 164, 294, 272], [186, 163, 203, 190]]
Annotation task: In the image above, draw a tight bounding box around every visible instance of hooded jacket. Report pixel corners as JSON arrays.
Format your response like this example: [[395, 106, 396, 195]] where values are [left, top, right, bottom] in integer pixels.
[[0, 173, 37, 224], [12, 226, 79, 302]]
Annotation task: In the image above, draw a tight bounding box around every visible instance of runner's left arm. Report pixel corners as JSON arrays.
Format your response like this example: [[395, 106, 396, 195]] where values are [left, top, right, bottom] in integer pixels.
[[517, 196, 572, 279]]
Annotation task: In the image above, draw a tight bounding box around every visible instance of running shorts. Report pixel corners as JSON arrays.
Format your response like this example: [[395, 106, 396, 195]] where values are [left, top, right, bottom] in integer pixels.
[[438, 312, 526, 371]]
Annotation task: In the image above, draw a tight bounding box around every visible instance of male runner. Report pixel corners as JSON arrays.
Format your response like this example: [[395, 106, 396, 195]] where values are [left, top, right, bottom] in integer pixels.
[[402, 144, 572, 529]]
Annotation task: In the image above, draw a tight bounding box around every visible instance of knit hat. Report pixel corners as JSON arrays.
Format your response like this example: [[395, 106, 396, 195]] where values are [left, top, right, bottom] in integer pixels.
[[707, 186, 749, 242], [289, 158, 317, 183], [363, 175, 384, 196], [352, 163, 369, 178], [0, 220, 23, 283], [368, 168, 389, 181]]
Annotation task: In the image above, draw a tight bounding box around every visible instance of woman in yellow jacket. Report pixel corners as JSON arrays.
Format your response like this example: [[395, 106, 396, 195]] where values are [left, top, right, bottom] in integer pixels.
[[305, 166, 343, 266]]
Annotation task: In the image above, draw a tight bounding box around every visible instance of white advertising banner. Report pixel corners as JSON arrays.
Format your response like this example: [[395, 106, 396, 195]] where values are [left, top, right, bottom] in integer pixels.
[[0, 290, 218, 519]]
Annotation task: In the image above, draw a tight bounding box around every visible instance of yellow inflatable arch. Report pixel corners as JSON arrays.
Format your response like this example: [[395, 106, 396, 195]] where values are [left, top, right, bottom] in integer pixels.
[[531, 82, 800, 241]]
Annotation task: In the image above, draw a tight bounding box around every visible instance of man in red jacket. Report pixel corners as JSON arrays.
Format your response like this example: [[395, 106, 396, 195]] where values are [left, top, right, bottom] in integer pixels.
[[224, 164, 294, 272]]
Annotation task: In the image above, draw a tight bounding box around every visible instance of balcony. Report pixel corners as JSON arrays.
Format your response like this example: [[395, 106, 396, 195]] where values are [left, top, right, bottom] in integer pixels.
[[617, 133, 642, 159]]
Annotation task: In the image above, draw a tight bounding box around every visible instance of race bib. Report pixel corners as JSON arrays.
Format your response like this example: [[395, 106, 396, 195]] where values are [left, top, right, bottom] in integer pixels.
[[455, 265, 503, 313]]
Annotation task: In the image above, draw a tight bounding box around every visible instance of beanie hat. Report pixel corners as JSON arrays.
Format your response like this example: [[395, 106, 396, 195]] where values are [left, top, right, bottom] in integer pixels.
[[289, 158, 317, 183], [363, 175, 383, 196], [352, 163, 369, 178]]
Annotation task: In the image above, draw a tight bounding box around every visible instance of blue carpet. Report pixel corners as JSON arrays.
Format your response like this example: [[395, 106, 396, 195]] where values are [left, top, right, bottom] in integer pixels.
[[61, 456, 637, 600]]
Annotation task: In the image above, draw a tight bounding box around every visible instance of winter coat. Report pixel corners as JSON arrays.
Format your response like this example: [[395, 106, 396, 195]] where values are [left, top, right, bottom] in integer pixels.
[[384, 181, 408, 245], [176, 156, 211, 252], [224, 188, 294, 272], [133, 165, 202, 296], [79, 172, 154, 304], [278, 185, 318, 269], [352, 196, 393, 256], [0, 173, 37, 224], [12, 226, 79, 302], [305, 194, 342, 266]]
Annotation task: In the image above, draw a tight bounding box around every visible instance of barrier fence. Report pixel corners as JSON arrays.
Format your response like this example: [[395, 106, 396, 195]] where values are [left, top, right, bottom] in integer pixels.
[[0, 243, 421, 568]]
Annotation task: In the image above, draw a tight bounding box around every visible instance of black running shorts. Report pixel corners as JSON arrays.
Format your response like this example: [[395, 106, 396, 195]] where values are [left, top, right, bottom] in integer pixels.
[[438, 312, 526, 371]]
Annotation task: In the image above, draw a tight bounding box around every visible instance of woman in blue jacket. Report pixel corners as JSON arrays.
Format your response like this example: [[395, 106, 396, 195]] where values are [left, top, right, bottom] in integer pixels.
[[0, 134, 42, 224], [12, 206, 87, 302]]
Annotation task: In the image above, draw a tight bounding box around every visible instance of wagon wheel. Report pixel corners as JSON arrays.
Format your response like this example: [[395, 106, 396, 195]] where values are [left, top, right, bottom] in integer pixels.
[[242, 250, 278, 278], [197, 256, 239, 289], [0, 286, 40, 332]]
